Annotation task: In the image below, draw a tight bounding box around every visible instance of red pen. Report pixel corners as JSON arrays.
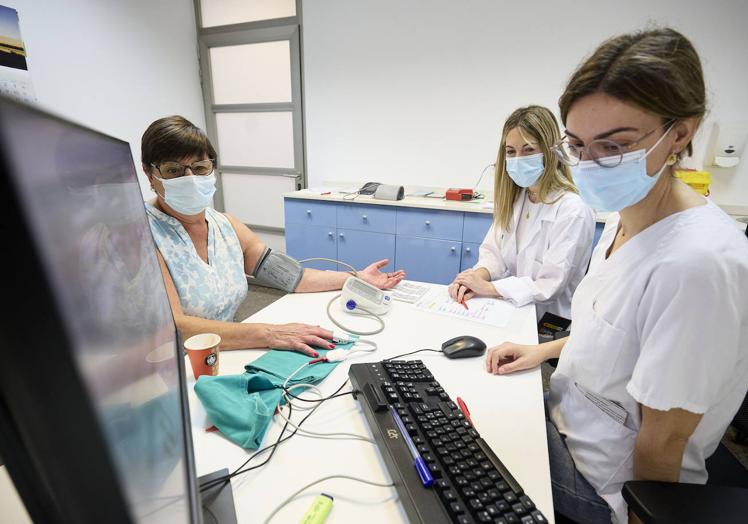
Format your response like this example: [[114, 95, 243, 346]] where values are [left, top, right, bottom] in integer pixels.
[[460, 299, 469, 310], [456, 396, 474, 427]]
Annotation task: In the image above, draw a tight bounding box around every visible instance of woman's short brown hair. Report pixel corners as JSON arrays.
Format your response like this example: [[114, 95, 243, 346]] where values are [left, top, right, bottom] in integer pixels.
[[558, 27, 706, 156], [141, 115, 217, 169]]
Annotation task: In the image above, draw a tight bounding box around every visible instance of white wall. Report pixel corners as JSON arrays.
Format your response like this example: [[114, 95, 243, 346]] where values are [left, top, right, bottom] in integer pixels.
[[302, 0, 748, 207], [5, 0, 206, 197]]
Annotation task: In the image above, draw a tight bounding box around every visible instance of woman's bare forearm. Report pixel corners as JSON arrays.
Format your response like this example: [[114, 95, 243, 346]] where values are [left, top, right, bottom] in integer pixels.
[[294, 268, 348, 292], [174, 314, 273, 350], [539, 336, 567, 360]]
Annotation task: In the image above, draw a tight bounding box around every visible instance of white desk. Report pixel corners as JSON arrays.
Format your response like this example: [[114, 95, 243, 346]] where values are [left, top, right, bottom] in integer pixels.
[[189, 283, 554, 523]]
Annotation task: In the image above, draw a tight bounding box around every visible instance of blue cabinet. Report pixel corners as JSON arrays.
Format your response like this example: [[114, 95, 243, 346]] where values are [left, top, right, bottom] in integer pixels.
[[285, 224, 337, 270], [337, 229, 395, 272], [396, 236, 462, 285], [463, 213, 493, 243], [284, 196, 491, 284], [285, 199, 337, 227], [396, 208, 464, 240], [460, 242, 481, 272], [337, 203, 396, 234]]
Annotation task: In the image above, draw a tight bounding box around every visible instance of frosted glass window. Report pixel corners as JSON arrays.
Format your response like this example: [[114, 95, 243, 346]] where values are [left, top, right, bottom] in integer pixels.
[[210, 41, 291, 104], [222, 172, 296, 228], [201, 0, 295, 28], [216, 112, 294, 168]]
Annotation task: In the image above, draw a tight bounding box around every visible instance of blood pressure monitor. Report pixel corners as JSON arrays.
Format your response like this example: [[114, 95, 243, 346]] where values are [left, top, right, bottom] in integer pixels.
[[341, 277, 392, 315]]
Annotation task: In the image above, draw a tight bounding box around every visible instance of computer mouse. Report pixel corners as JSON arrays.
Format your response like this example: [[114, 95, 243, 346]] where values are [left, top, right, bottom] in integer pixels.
[[441, 335, 487, 359]]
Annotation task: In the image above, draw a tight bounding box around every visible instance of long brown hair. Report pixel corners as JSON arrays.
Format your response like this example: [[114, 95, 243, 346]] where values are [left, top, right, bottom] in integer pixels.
[[493, 105, 576, 231], [558, 27, 706, 158]]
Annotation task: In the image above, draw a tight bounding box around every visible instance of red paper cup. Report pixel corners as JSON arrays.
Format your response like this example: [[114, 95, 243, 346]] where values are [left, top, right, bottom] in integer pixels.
[[184, 333, 221, 379]]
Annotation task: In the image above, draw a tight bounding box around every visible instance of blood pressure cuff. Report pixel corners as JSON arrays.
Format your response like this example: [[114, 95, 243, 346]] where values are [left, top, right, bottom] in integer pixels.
[[193, 337, 358, 449], [251, 248, 304, 292]]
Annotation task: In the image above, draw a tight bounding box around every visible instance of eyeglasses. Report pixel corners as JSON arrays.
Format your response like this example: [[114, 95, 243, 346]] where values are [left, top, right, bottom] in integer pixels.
[[151, 159, 215, 180], [551, 121, 675, 168]]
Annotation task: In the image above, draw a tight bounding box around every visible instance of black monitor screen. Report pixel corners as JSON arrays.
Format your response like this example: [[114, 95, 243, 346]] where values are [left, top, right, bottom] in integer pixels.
[[1, 101, 195, 522]]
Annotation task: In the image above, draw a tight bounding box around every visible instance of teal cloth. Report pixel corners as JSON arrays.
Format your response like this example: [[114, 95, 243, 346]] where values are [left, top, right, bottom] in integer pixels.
[[194, 338, 357, 449]]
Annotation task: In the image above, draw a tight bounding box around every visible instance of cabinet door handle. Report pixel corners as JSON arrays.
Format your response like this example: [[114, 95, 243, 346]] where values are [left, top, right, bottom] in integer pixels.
[[328, 231, 333, 237], [362, 214, 368, 220], [466, 247, 471, 253], [339, 233, 345, 238], [425, 220, 431, 226], [306, 209, 312, 215], [450, 246, 456, 252]]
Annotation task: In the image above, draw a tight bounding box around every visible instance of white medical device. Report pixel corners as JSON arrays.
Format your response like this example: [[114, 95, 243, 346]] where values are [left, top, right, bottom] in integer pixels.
[[341, 276, 392, 316]]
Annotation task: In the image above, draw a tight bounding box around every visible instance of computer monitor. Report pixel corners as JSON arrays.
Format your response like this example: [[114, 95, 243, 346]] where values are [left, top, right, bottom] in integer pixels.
[[0, 97, 201, 522]]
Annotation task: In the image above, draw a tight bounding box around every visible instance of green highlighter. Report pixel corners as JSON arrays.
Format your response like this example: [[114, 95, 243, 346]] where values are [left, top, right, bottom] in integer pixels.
[[299, 493, 333, 524]]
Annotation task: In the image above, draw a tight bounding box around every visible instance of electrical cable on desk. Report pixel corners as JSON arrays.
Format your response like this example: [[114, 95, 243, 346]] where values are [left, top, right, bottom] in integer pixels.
[[263, 474, 395, 524], [384, 348, 444, 361], [198, 377, 357, 492], [326, 293, 385, 335], [278, 360, 375, 441]]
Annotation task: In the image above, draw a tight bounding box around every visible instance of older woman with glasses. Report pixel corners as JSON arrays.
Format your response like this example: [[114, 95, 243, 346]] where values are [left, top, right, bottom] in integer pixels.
[[142, 116, 404, 357], [485, 29, 748, 524]]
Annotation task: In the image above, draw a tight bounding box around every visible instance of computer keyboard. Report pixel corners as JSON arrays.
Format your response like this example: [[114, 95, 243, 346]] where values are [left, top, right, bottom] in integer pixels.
[[349, 359, 547, 524]]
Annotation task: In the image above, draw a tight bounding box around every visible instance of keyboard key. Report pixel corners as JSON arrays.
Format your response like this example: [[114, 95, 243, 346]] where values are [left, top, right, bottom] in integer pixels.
[[448, 502, 465, 517], [468, 498, 483, 512], [521, 516, 534, 524], [496, 500, 510, 513], [504, 492, 518, 504], [505, 514, 520, 524], [531, 511, 547, 523], [476, 510, 492, 523], [440, 489, 457, 502], [519, 495, 535, 512], [457, 516, 470, 524], [513, 502, 526, 515]]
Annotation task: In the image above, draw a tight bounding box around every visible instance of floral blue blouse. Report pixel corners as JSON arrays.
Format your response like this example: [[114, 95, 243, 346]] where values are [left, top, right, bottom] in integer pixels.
[[146, 204, 248, 321]]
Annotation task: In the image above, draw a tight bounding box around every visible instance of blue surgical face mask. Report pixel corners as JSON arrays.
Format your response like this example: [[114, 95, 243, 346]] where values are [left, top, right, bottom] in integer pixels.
[[156, 173, 216, 215], [571, 128, 672, 212], [505, 152, 545, 187]]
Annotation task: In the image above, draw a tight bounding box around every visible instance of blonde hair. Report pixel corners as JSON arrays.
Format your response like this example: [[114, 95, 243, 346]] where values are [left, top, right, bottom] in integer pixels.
[[493, 105, 576, 231]]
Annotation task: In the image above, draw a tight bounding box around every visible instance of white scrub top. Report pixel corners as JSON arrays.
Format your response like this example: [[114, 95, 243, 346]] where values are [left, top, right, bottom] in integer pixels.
[[475, 189, 594, 320], [548, 200, 748, 523]]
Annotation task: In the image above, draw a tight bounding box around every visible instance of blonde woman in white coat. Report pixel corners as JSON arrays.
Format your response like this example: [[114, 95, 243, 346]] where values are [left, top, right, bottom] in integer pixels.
[[449, 105, 594, 321]]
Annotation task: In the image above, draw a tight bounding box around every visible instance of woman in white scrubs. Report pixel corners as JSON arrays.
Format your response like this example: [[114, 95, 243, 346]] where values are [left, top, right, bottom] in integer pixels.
[[448, 105, 594, 321], [485, 29, 748, 524]]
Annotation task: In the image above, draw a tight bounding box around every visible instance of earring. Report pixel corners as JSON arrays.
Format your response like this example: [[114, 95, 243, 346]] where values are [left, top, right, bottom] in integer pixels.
[[666, 153, 678, 166]]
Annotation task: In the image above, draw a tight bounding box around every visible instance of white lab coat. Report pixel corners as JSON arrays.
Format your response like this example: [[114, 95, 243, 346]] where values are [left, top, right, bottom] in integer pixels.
[[475, 190, 594, 321], [548, 201, 748, 523]]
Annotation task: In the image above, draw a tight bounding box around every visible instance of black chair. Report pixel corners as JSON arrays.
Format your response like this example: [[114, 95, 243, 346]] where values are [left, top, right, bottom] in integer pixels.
[[623, 393, 748, 524]]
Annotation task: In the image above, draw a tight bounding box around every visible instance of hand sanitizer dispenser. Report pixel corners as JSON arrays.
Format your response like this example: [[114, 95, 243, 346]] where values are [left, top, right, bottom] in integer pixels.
[[711, 122, 748, 168]]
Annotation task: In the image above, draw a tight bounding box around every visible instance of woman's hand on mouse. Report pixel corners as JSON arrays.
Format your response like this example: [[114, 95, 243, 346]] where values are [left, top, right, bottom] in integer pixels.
[[485, 342, 546, 375]]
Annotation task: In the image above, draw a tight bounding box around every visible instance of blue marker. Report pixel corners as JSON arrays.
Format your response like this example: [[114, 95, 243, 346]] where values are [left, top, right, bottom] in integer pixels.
[[389, 406, 433, 487]]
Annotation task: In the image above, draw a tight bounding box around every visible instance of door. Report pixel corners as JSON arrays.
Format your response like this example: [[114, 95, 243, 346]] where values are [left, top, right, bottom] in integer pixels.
[[195, 0, 304, 251]]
